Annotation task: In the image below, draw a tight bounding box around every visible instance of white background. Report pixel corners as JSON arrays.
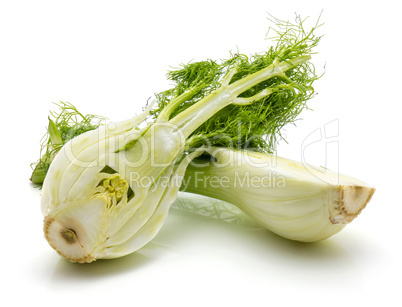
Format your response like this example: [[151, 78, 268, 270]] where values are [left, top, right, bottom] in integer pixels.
[[1, 1, 400, 306]]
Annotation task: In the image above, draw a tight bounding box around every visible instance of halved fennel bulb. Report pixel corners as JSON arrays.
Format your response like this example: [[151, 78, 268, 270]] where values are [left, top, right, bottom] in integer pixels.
[[41, 103, 202, 263], [182, 148, 375, 242]]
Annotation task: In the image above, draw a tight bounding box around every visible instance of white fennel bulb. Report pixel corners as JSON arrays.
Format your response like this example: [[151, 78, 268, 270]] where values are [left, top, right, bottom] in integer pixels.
[[182, 148, 375, 242], [41, 103, 202, 262]]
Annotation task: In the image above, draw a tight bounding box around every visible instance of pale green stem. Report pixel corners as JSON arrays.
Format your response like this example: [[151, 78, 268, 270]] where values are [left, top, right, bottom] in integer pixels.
[[157, 89, 197, 122], [221, 67, 238, 86], [232, 88, 274, 105]]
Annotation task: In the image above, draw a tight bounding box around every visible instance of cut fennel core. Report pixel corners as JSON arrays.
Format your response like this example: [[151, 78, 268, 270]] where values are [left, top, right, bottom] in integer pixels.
[[34, 16, 375, 263]]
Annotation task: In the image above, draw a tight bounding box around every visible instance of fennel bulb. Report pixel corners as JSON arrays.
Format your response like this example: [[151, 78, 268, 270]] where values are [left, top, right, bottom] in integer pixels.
[[39, 16, 321, 262], [182, 148, 375, 242], [41, 103, 202, 262]]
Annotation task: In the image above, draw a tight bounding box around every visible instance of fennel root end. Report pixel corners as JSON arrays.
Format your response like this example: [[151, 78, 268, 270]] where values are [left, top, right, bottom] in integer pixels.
[[330, 185, 376, 224], [43, 215, 94, 263]]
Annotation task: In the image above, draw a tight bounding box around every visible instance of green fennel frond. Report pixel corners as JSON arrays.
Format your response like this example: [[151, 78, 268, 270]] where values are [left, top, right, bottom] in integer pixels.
[[30, 102, 106, 184], [152, 15, 322, 153]]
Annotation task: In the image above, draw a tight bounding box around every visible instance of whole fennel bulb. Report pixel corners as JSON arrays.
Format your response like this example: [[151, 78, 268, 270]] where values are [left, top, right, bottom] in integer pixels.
[[181, 148, 375, 242]]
